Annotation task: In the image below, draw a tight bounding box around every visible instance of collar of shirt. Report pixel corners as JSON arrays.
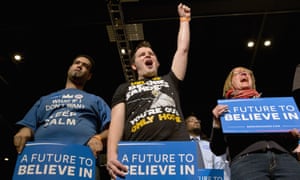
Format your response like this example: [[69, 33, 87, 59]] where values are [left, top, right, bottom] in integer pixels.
[[190, 136, 200, 141]]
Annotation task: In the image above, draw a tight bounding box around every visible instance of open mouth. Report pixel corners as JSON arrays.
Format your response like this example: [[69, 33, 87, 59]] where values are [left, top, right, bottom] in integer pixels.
[[145, 59, 153, 68], [240, 78, 248, 82]]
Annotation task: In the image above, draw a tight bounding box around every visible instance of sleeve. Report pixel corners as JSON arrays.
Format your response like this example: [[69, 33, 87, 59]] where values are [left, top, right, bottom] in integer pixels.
[[210, 128, 227, 156], [111, 82, 129, 108], [97, 97, 111, 131], [15, 99, 41, 132]]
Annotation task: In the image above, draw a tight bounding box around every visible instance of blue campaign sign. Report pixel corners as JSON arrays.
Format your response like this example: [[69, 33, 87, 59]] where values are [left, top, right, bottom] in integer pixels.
[[218, 97, 300, 133], [198, 169, 224, 179], [116, 141, 200, 180], [13, 142, 96, 180]]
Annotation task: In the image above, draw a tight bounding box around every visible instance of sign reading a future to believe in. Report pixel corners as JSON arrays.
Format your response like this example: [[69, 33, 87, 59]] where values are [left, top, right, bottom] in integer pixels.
[[116, 141, 224, 180], [13, 143, 96, 180], [218, 97, 300, 133]]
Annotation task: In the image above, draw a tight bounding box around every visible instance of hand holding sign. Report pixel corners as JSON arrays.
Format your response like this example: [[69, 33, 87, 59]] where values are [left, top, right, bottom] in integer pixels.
[[13, 143, 96, 180], [218, 97, 300, 133]]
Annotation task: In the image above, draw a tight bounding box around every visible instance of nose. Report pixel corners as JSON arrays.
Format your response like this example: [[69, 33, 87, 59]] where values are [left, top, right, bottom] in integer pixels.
[[240, 72, 247, 76], [145, 53, 151, 57]]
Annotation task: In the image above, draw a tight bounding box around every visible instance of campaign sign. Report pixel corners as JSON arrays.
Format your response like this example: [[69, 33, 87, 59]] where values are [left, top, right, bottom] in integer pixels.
[[218, 97, 300, 133], [198, 169, 224, 180], [116, 141, 200, 180], [13, 142, 96, 180]]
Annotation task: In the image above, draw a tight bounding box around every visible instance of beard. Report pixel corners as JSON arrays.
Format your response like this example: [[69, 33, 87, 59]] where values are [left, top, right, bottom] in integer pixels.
[[191, 128, 202, 135], [69, 71, 85, 86]]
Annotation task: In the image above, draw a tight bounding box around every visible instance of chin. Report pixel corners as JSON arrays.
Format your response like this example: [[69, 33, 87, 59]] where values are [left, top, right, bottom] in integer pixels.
[[144, 72, 156, 77]]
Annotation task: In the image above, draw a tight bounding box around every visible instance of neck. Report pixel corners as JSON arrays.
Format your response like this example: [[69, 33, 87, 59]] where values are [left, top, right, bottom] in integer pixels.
[[65, 81, 84, 90], [226, 88, 260, 99], [189, 132, 199, 137]]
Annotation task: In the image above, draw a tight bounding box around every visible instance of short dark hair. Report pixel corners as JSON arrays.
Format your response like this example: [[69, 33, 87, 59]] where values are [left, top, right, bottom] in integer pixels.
[[74, 54, 96, 73], [130, 40, 152, 64]]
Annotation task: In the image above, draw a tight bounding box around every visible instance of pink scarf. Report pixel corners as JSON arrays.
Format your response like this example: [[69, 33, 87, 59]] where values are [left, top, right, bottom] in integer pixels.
[[225, 89, 261, 99]]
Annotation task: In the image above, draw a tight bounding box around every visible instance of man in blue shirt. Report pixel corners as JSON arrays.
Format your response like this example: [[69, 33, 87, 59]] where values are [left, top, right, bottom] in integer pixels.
[[13, 54, 111, 179]]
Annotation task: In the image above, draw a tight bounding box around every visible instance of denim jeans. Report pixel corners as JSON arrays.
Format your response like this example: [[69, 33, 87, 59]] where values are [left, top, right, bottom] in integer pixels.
[[231, 151, 300, 180]]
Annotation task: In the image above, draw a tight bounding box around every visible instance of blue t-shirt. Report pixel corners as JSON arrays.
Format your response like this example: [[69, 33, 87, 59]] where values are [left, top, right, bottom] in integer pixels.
[[16, 88, 111, 145]]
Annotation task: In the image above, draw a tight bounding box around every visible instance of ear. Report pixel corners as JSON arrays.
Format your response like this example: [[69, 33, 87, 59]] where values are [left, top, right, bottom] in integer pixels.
[[131, 64, 137, 70], [87, 73, 92, 80]]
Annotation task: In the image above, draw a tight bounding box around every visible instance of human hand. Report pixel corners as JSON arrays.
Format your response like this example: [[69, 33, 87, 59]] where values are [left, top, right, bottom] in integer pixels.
[[289, 128, 300, 160], [178, 3, 191, 18], [13, 127, 33, 154], [106, 155, 128, 180], [289, 128, 300, 139], [87, 136, 104, 158], [293, 144, 300, 161], [212, 104, 228, 128]]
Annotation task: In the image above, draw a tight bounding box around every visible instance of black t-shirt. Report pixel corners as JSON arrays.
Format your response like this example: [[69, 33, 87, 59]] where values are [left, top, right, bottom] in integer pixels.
[[112, 71, 189, 141]]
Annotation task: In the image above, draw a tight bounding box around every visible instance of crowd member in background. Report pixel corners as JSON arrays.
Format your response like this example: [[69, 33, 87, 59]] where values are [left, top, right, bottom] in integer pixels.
[[185, 114, 209, 141], [292, 64, 300, 110], [210, 66, 300, 180], [185, 114, 230, 180], [292, 63, 300, 161], [106, 3, 191, 179], [13, 54, 111, 180]]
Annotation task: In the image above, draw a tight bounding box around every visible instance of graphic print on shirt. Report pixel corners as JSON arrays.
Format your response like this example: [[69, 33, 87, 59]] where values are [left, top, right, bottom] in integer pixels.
[[126, 77, 181, 135], [150, 86, 175, 108], [43, 93, 85, 128]]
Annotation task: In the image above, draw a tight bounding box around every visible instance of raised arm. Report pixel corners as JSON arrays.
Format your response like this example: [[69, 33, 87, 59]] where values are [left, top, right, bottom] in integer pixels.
[[171, 3, 191, 80]]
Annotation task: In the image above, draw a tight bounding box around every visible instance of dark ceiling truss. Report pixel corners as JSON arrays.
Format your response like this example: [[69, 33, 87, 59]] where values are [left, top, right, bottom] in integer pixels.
[[106, 0, 137, 82]]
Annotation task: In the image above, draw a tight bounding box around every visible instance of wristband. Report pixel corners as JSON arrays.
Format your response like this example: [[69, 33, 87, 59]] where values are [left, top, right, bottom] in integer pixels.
[[180, 17, 191, 22]]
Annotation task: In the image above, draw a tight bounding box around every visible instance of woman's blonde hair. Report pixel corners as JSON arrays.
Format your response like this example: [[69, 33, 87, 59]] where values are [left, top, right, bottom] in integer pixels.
[[222, 66, 256, 97]]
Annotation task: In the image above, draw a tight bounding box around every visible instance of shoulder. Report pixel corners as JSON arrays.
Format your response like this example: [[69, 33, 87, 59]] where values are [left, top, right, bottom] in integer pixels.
[[112, 82, 130, 97], [199, 140, 211, 150], [118, 81, 130, 89], [161, 71, 182, 87], [200, 139, 210, 145], [111, 82, 130, 106], [39, 89, 65, 99]]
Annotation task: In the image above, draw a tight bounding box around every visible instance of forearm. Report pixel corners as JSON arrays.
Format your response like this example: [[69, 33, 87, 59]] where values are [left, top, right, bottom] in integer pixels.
[[14, 126, 34, 153], [107, 122, 124, 160], [107, 103, 125, 160], [93, 129, 108, 142], [177, 17, 190, 54], [172, 3, 191, 80], [210, 128, 227, 156], [177, 3, 190, 53]]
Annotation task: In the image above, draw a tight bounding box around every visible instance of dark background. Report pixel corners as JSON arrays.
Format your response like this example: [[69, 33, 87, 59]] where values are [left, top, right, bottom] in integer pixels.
[[1, 0, 300, 179]]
